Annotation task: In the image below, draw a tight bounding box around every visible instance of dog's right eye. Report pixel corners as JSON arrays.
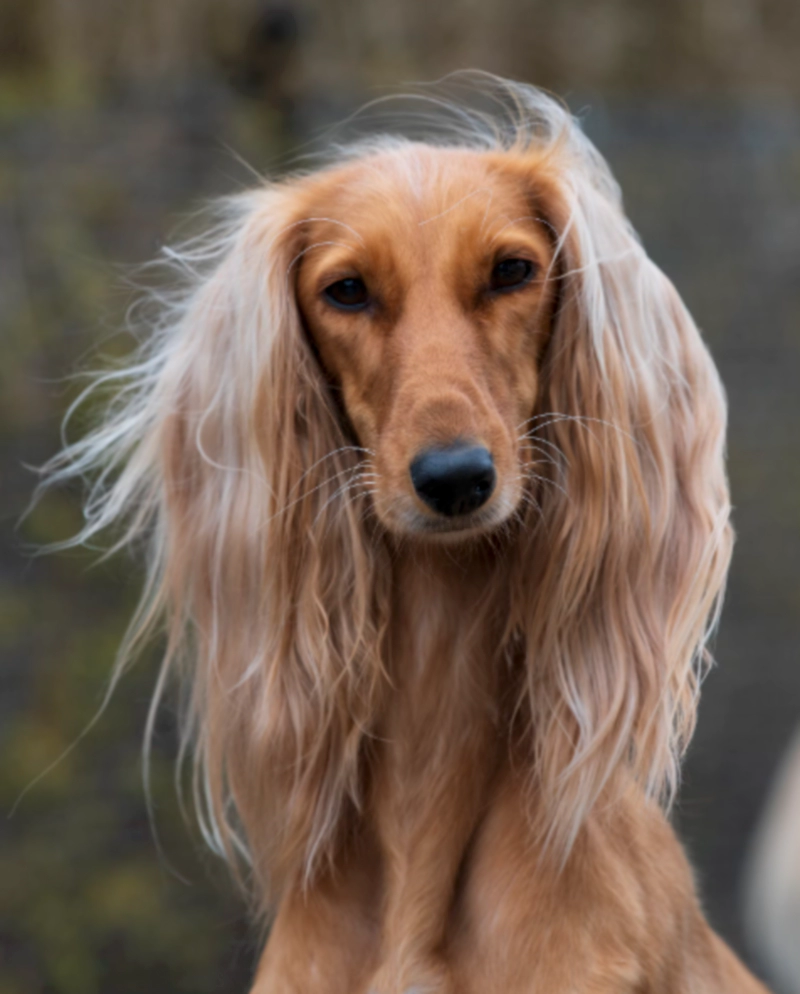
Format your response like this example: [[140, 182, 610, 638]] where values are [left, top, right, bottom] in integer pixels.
[[323, 277, 369, 311]]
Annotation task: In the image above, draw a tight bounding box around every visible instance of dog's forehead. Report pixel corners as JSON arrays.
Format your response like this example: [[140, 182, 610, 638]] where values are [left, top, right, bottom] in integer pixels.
[[299, 145, 535, 241]]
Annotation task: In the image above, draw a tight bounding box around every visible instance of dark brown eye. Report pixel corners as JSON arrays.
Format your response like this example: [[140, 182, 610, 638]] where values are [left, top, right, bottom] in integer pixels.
[[490, 258, 535, 292], [323, 277, 369, 310]]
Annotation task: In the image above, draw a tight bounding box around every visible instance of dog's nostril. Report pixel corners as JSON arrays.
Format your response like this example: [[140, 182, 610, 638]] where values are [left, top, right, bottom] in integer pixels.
[[409, 444, 496, 518]]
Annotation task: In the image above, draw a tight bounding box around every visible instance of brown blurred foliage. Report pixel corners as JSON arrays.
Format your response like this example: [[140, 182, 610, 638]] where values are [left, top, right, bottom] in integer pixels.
[[3, 0, 800, 99]]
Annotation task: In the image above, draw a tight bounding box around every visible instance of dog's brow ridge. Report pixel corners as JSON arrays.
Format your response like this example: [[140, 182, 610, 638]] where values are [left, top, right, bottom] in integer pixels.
[[417, 185, 493, 227]]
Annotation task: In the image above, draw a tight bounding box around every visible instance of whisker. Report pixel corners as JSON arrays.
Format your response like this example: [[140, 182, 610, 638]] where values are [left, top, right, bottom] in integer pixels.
[[518, 433, 570, 468], [517, 412, 637, 445], [257, 462, 365, 532], [526, 470, 570, 502], [315, 479, 368, 525], [314, 467, 382, 528], [517, 439, 564, 474], [288, 445, 374, 497]]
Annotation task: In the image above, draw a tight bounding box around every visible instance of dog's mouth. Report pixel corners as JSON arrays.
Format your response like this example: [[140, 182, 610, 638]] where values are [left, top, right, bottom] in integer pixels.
[[373, 483, 522, 542], [408, 512, 509, 542]]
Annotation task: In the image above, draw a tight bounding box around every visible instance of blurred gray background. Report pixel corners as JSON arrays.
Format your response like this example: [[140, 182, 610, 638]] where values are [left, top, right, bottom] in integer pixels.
[[1, 2, 799, 991]]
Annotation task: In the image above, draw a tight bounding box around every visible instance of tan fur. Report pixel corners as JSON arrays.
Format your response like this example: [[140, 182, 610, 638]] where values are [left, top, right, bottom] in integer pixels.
[[44, 79, 769, 993]]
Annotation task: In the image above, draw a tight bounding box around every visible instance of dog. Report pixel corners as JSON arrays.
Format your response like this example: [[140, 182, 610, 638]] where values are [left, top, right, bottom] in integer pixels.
[[45, 76, 770, 993]]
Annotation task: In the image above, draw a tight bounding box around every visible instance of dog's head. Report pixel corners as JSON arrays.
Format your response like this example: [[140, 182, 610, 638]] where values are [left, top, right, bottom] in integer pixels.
[[48, 80, 732, 891], [292, 144, 557, 539]]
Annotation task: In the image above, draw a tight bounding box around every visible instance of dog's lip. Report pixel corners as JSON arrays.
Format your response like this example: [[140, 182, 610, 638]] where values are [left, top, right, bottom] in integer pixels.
[[415, 512, 493, 533], [371, 479, 521, 540], [396, 502, 514, 540]]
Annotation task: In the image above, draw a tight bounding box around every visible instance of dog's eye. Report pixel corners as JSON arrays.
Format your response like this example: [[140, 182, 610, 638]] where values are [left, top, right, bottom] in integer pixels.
[[490, 258, 535, 292], [323, 277, 369, 311]]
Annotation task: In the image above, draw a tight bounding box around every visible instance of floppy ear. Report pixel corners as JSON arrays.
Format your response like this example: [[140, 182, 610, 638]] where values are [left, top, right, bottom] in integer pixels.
[[158, 187, 391, 902], [46, 183, 389, 906], [513, 154, 733, 853]]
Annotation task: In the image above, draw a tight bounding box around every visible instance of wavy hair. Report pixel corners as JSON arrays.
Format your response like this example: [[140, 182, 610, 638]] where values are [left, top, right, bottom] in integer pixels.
[[40, 75, 732, 910]]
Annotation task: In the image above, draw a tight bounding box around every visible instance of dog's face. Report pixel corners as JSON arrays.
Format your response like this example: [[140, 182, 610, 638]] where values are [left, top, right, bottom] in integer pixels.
[[294, 146, 557, 539]]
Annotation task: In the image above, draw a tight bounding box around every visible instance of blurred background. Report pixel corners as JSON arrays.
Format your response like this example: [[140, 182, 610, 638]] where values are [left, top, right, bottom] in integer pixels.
[[1, 1, 799, 991]]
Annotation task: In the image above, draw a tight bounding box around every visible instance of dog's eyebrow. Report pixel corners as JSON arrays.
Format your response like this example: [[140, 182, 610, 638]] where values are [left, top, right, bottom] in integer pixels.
[[279, 217, 365, 245], [285, 241, 354, 280], [488, 215, 546, 245], [479, 192, 495, 236], [417, 186, 493, 227]]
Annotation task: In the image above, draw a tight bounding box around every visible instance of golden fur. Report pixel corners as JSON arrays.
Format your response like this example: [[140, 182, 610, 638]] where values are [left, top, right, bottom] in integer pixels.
[[45, 77, 770, 992]]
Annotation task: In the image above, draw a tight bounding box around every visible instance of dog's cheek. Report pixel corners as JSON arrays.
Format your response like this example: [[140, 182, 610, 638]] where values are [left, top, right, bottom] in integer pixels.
[[486, 343, 539, 445], [337, 377, 380, 450], [515, 363, 540, 426]]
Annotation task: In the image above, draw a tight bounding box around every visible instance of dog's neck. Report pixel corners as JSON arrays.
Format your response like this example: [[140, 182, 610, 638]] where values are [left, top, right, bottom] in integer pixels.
[[367, 535, 514, 954], [383, 536, 513, 689], [389, 533, 507, 606]]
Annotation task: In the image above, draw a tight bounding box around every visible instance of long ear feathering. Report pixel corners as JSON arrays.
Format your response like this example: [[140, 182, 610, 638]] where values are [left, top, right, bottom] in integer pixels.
[[501, 89, 733, 853], [153, 191, 394, 903], [38, 74, 732, 903], [38, 182, 392, 909]]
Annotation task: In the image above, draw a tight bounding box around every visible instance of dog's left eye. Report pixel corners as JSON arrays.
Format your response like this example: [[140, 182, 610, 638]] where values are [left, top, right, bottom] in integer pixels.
[[490, 258, 535, 292], [323, 277, 369, 311]]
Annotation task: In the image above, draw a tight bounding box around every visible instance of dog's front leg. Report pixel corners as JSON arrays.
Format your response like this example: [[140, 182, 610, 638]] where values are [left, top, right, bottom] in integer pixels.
[[250, 838, 382, 994]]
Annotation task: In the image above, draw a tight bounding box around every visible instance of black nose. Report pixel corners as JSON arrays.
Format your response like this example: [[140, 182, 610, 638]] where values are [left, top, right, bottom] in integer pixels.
[[409, 444, 496, 517]]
